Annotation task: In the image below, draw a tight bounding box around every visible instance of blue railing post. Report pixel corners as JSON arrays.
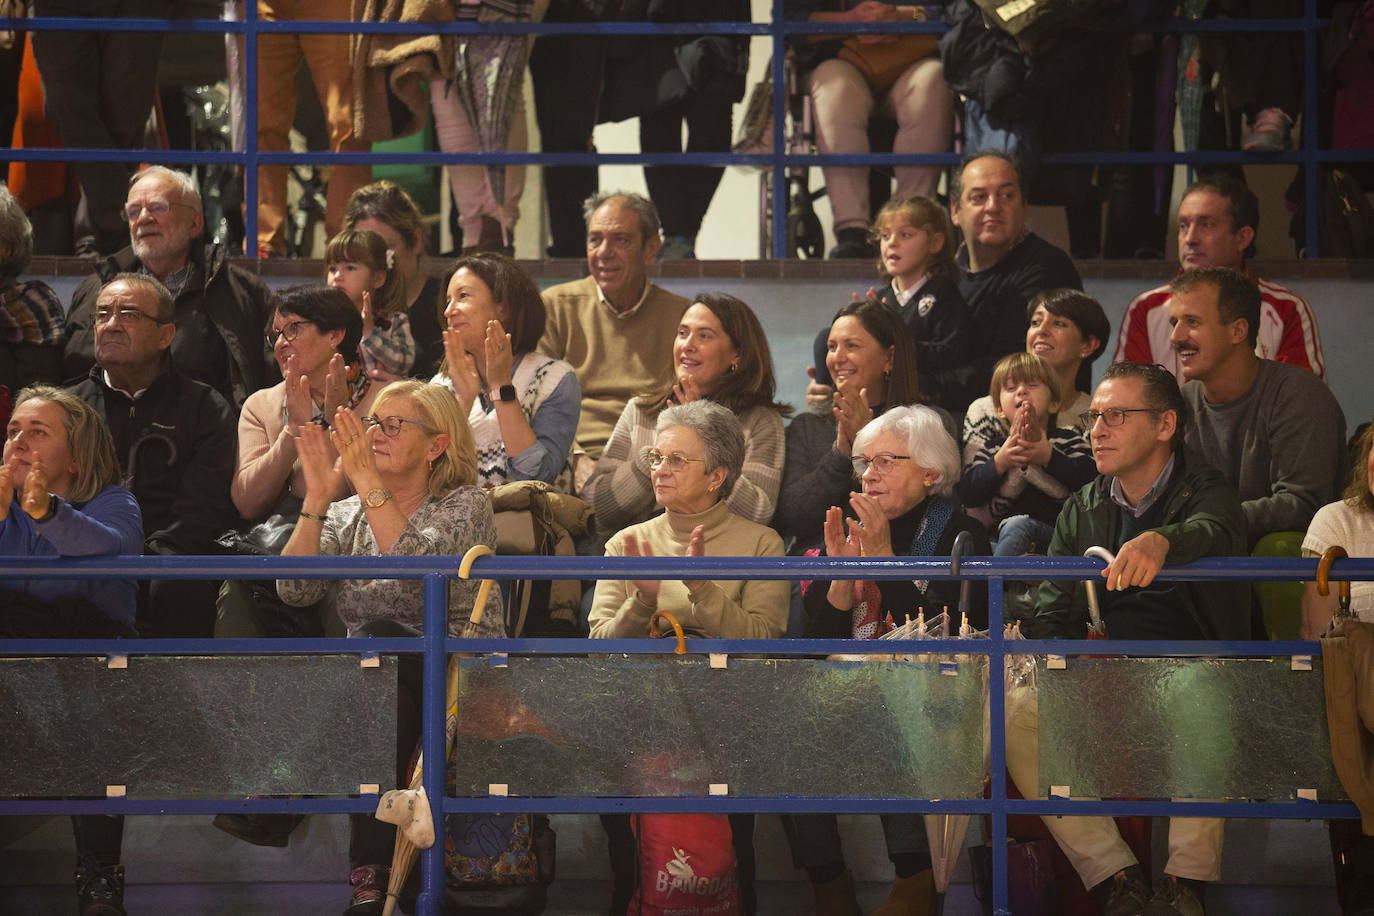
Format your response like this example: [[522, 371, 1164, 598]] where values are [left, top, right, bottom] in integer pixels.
[[987, 573, 1009, 915], [771, 0, 787, 259], [244, 0, 259, 259], [418, 573, 448, 916]]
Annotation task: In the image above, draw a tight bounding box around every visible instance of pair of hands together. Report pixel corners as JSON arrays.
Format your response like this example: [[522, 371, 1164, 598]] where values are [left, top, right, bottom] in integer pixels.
[[993, 402, 1052, 474], [295, 407, 382, 504], [442, 319, 515, 413], [623, 524, 708, 607], [0, 459, 53, 523]]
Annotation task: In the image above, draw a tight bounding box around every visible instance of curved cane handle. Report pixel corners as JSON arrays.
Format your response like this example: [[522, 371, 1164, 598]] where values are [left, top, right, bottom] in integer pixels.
[[1083, 546, 1117, 631], [1317, 545, 1351, 605], [458, 544, 495, 627], [649, 610, 688, 655]]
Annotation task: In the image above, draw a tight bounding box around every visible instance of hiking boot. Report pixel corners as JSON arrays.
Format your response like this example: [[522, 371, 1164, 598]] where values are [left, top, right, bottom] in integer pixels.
[[76, 864, 126, 916], [1242, 107, 1293, 152], [1094, 864, 1151, 916], [828, 226, 876, 259], [1142, 875, 1206, 915], [809, 869, 862, 916], [342, 864, 389, 916]]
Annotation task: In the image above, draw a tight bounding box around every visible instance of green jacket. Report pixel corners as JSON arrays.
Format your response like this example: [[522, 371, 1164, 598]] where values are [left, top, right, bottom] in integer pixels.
[[1031, 447, 1252, 641]]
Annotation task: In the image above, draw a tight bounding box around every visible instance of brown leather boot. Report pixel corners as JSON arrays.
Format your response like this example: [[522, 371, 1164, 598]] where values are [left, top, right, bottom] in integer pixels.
[[810, 869, 862, 916], [868, 869, 934, 916]]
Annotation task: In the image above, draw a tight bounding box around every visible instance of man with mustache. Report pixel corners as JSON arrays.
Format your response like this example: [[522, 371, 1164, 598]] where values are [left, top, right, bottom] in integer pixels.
[[1171, 266, 1346, 545], [1114, 175, 1325, 382]]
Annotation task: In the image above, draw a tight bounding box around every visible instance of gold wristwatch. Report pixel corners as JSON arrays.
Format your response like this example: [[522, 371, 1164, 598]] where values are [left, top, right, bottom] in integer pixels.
[[363, 487, 392, 509]]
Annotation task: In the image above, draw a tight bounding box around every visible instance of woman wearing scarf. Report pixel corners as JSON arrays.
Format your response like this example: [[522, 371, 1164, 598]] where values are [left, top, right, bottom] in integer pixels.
[[790, 404, 988, 916]]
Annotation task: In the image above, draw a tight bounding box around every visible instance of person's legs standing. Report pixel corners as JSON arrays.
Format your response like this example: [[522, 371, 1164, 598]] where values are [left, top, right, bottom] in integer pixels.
[[887, 56, 952, 200], [430, 72, 526, 251], [297, 3, 372, 241], [809, 57, 875, 234], [32, 0, 169, 254], [253, 0, 302, 255], [529, 34, 603, 256]]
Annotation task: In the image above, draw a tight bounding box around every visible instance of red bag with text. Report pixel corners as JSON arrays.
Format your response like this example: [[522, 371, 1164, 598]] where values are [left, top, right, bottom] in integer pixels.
[[630, 812, 739, 916]]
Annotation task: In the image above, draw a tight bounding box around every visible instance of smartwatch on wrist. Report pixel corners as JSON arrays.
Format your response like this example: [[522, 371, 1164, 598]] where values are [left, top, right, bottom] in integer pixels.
[[496, 384, 517, 403]]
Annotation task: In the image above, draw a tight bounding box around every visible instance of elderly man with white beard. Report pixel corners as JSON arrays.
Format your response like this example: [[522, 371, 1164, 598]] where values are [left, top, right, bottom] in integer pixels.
[[61, 166, 278, 410]]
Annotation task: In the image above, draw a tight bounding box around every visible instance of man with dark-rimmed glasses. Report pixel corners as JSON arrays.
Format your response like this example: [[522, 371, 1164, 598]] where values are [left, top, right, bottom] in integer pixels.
[[1013, 361, 1251, 916], [68, 273, 237, 639]]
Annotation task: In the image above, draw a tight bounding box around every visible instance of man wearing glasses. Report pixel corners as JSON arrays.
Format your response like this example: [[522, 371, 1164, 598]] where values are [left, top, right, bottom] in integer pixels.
[[61, 166, 278, 410], [1015, 361, 1251, 916], [67, 274, 238, 639]]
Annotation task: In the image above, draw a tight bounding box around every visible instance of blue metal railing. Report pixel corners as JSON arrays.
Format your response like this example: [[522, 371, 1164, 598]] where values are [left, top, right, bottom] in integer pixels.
[[1, 552, 1369, 916], [2, 2, 1364, 257]]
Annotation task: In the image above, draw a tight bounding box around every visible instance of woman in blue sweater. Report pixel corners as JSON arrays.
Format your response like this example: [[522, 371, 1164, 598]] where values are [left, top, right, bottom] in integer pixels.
[[1, 385, 142, 915]]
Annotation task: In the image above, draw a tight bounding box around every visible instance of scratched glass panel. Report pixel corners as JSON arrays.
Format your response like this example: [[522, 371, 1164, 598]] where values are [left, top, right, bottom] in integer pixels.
[[0, 656, 397, 798], [1036, 657, 1345, 800], [450, 655, 986, 798]]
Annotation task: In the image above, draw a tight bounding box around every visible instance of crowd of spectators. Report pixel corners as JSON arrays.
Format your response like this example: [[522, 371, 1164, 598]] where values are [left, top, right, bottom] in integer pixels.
[[0, 3, 1371, 915], [0, 144, 1366, 914]]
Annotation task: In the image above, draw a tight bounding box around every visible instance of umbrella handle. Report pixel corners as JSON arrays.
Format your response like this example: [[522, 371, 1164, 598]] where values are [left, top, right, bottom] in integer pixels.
[[1317, 545, 1352, 614], [950, 530, 974, 622], [649, 610, 688, 654], [1082, 546, 1116, 631], [458, 544, 495, 628]]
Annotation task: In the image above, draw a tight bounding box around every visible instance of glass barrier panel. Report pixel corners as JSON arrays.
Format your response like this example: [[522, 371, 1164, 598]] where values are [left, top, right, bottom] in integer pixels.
[[0, 655, 397, 798], [451, 655, 986, 799], [1036, 656, 1344, 801]]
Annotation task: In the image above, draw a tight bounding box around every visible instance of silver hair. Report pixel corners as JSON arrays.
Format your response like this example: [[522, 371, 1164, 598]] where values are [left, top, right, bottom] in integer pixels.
[[852, 405, 961, 497], [0, 184, 34, 282], [582, 190, 661, 245], [656, 400, 745, 498], [130, 165, 203, 214]]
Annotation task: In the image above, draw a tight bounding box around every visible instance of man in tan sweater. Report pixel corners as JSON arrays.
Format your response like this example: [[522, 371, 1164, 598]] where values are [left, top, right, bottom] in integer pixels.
[[538, 192, 689, 490]]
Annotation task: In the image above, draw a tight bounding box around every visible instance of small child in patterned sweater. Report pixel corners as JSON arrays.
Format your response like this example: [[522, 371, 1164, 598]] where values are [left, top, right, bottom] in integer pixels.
[[958, 352, 1095, 556]]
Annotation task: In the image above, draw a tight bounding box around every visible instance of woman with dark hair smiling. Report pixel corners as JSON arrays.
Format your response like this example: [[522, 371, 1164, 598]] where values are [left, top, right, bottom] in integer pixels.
[[433, 252, 580, 490], [775, 296, 945, 554], [584, 291, 789, 537]]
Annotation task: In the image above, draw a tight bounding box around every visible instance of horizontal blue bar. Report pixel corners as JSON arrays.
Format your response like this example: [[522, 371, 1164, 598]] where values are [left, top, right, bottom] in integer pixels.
[[436, 796, 1358, 818], [8, 146, 1374, 168], [1, 553, 1368, 582], [3, 16, 1328, 36], [0, 797, 377, 816]]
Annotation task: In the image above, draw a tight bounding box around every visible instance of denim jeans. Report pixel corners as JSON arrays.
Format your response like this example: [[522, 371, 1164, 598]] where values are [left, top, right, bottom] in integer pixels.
[[994, 515, 1055, 558]]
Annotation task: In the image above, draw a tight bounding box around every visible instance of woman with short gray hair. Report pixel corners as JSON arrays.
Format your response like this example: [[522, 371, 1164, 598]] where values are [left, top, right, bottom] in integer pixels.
[[589, 397, 784, 916], [790, 403, 988, 916], [0, 186, 66, 421]]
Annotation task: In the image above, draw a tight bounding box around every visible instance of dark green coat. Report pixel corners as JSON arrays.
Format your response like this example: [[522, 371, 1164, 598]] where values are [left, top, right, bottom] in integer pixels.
[[1031, 447, 1252, 641]]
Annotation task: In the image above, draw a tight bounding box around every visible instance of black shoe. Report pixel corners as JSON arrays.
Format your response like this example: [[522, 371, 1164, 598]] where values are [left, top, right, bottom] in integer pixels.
[[828, 226, 876, 259], [212, 811, 304, 847], [76, 864, 126, 916], [1094, 864, 1151, 916]]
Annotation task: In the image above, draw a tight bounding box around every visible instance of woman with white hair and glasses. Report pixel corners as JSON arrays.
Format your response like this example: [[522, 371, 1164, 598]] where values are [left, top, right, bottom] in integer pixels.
[[589, 399, 788, 916], [789, 403, 988, 916]]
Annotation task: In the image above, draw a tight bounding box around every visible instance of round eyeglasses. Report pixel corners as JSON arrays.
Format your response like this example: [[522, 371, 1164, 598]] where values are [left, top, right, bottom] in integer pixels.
[[642, 448, 706, 472], [265, 320, 313, 347], [851, 453, 911, 477], [362, 416, 435, 438]]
